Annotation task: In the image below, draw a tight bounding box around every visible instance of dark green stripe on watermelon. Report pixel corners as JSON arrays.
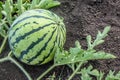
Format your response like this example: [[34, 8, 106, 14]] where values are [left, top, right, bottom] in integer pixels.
[[9, 15, 54, 40], [19, 32, 48, 60], [37, 33, 57, 64], [27, 28, 57, 64], [33, 21, 39, 24], [9, 22, 31, 40], [57, 25, 65, 47], [10, 23, 55, 46], [34, 9, 44, 13], [12, 15, 53, 27]]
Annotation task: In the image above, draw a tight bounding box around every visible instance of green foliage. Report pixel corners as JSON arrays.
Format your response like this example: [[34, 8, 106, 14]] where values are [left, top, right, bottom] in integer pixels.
[[34, 26, 117, 80], [80, 65, 104, 80], [0, 0, 61, 54], [80, 66, 120, 80], [0, 0, 61, 37], [55, 26, 115, 66], [87, 26, 110, 50], [0, 1, 2, 19], [38, 0, 60, 9], [47, 72, 56, 80], [37, 65, 120, 80], [30, 0, 60, 9], [105, 70, 120, 80], [53, 26, 116, 80], [3, 0, 13, 25]]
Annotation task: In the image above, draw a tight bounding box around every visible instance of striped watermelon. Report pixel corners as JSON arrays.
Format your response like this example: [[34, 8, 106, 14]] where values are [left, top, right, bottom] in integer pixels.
[[8, 9, 66, 65]]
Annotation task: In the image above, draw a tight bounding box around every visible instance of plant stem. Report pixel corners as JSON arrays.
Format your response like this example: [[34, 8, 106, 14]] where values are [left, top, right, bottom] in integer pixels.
[[68, 62, 83, 80], [8, 51, 12, 57], [0, 51, 32, 80], [37, 64, 56, 80], [9, 57, 32, 80], [0, 51, 12, 63], [0, 36, 8, 54], [0, 57, 9, 62]]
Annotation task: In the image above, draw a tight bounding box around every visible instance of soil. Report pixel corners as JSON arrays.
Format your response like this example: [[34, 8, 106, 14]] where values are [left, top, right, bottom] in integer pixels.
[[0, 0, 120, 80]]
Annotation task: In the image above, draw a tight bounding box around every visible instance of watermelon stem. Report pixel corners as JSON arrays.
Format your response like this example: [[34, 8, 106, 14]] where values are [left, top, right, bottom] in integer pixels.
[[37, 64, 56, 80], [9, 57, 32, 80], [0, 51, 11, 63], [68, 62, 83, 80], [0, 51, 32, 80], [0, 36, 8, 54], [0, 56, 9, 62], [37, 62, 68, 80]]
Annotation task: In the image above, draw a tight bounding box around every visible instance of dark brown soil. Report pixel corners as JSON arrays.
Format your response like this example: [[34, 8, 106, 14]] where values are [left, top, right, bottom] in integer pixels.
[[0, 0, 120, 80]]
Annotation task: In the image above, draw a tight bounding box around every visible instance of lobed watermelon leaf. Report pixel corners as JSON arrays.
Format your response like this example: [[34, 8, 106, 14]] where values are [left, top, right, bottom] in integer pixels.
[[54, 26, 116, 80], [105, 70, 120, 80]]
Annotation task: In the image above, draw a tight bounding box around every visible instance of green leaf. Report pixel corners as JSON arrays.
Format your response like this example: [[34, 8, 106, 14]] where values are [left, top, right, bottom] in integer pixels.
[[84, 51, 116, 61], [54, 41, 116, 66], [90, 69, 100, 76], [80, 66, 93, 80], [88, 26, 111, 50], [4, 0, 12, 24], [75, 40, 81, 49], [16, 0, 26, 14], [54, 41, 84, 65], [54, 48, 82, 65], [102, 26, 111, 38], [0, 1, 2, 8], [69, 41, 81, 54], [0, 26, 7, 37], [3, 0, 13, 25], [95, 40, 104, 46], [30, 0, 60, 9], [38, 0, 61, 9], [0, 1, 3, 19], [83, 65, 104, 80], [87, 35, 92, 49], [22, 0, 30, 3], [30, 0, 38, 9], [45, 1, 60, 9], [105, 70, 120, 80], [54, 27, 116, 71]]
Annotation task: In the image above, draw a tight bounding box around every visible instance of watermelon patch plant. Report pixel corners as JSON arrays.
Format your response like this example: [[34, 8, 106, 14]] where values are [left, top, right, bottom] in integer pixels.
[[0, 0, 119, 80]]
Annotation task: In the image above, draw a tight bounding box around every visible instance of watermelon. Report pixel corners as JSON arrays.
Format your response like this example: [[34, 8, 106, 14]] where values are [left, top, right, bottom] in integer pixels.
[[8, 9, 66, 65]]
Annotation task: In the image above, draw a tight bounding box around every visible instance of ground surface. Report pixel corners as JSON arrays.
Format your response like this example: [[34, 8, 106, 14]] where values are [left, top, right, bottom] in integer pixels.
[[0, 0, 120, 80]]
